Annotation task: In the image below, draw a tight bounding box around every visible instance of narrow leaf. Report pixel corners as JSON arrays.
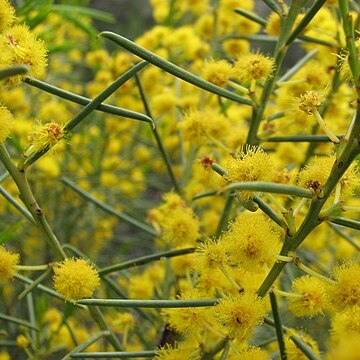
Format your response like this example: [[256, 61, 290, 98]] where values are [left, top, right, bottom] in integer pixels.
[[99, 32, 252, 106]]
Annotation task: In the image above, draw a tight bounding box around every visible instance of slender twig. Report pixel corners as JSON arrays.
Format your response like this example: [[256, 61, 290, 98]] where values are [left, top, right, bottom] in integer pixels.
[[70, 351, 156, 359], [286, 0, 327, 45], [263, 135, 344, 142], [99, 247, 195, 275], [234, 8, 266, 26], [0, 64, 29, 80], [269, 292, 287, 360], [0, 312, 38, 331], [61, 177, 158, 237], [77, 298, 218, 308], [23, 77, 153, 124], [0, 185, 36, 224], [328, 217, 360, 231], [134, 74, 181, 193], [22, 61, 149, 168], [99, 32, 252, 105], [61, 331, 111, 360], [0, 144, 66, 259], [277, 49, 318, 83]]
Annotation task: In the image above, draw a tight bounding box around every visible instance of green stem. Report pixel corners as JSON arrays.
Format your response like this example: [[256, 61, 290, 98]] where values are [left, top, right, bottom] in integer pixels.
[[328, 216, 360, 231], [277, 49, 318, 83], [0, 312, 38, 331], [246, 49, 286, 144], [285, 0, 327, 45], [289, 336, 321, 360], [215, 192, 235, 237], [99, 32, 252, 106], [18, 269, 52, 300], [257, 257, 288, 297], [87, 307, 122, 351], [23, 77, 152, 124], [253, 196, 288, 229], [201, 338, 229, 360], [328, 223, 360, 251], [192, 190, 218, 200], [0, 185, 36, 224], [99, 247, 195, 275], [219, 341, 230, 360], [262, 135, 343, 142], [22, 61, 149, 169], [225, 182, 313, 198], [14, 274, 86, 307], [265, 317, 320, 359], [269, 292, 287, 360], [26, 292, 37, 347], [77, 299, 218, 308], [70, 351, 156, 359], [339, 0, 360, 93], [0, 145, 66, 259], [234, 8, 266, 26], [257, 106, 360, 296], [295, 261, 335, 284], [262, 0, 281, 13], [0, 64, 29, 80], [61, 331, 110, 360], [61, 177, 158, 237], [134, 74, 181, 194]]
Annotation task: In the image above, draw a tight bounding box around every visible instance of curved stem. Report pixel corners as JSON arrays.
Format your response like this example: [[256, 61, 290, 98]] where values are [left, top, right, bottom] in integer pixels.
[[23, 77, 153, 124], [77, 298, 218, 308], [99, 32, 252, 105], [0, 145, 66, 259], [22, 61, 149, 169]]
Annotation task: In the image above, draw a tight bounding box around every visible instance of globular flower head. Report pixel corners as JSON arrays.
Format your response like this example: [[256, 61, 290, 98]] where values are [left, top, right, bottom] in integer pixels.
[[16, 335, 29, 349], [0, 0, 15, 32], [227, 345, 269, 360], [296, 90, 323, 114], [0, 24, 47, 85], [160, 207, 200, 246], [327, 261, 360, 310], [155, 343, 200, 360], [202, 59, 233, 87], [222, 145, 274, 199], [221, 212, 281, 270], [0, 106, 13, 144], [288, 275, 328, 317], [161, 289, 208, 336], [285, 330, 320, 359], [265, 12, 281, 36], [233, 52, 275, 83], [196, 239, 230, 270], [297, 155, 360, 200], [297, 155, 332, 195], [27, 121, 66, 156], [53, 258, 100, 302], [338, 39, 360, 82], [331, 306, 360, 341], [178, 109, 230, 145], [213, 292, 266, 340], [222, 39, 249, 58], [327, 334, 360, 360], [0, 245, 19, 280]]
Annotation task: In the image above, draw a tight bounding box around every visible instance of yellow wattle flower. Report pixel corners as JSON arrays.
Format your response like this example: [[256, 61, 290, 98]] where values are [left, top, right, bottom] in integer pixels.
[[53, 258, 100, 302]]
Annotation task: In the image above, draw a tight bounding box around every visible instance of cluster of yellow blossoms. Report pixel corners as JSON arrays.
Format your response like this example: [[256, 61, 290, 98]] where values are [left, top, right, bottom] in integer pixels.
[[0, 0, 360, 359]]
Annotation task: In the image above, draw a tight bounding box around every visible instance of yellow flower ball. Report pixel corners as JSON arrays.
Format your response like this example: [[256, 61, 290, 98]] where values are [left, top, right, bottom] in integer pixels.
[[0, 245, 19, 280], [16, 334, 29, 348], [53, 258, 100, 302], [0, 0, 15, 32], [0, 106, 13, 145]]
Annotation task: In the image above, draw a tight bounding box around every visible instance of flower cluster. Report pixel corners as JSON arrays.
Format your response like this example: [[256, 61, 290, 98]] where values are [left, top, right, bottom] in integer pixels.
[[0, 0, 359, 359]]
